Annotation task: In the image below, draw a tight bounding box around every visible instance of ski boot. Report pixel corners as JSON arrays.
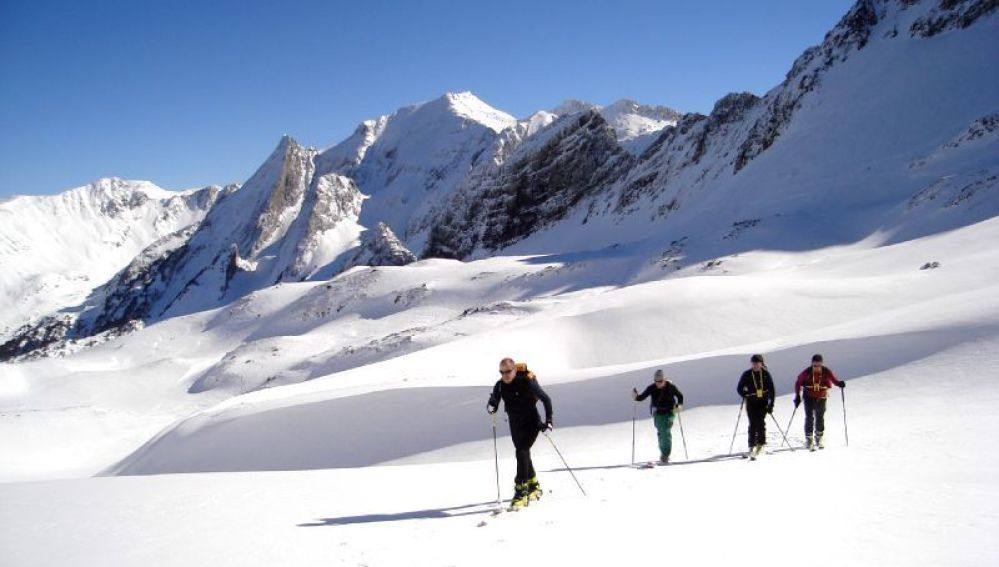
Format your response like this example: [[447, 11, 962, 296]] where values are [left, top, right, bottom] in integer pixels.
[[817, 433, 825, 449], [526, 476, 543, 501], [749, 445, 761, 460], [659, 454, 670, 465], [509, 482, 529, 509], [807, 436, 816, 451]]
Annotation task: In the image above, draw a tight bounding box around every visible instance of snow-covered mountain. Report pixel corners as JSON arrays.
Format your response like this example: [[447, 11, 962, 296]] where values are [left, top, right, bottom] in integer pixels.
[[4, 0, 997, 362], [450, 0, 999, 260], [317, 91, 517, 250], [0, 178, 219, 341], [553, 98, 682, 154]]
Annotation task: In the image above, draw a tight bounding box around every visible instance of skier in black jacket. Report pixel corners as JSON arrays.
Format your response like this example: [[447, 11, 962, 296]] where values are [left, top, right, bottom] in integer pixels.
[[632, 369, 684, 464], [487, 358, 553, 508], [736, 354, 775, 458]]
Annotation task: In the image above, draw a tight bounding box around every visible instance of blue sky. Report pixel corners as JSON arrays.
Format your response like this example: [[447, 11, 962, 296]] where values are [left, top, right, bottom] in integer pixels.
[[0, 0, 854, 197]]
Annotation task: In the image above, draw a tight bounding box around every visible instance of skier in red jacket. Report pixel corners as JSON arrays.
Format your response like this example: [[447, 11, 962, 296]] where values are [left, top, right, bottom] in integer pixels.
[[793, 354, 845, 450]]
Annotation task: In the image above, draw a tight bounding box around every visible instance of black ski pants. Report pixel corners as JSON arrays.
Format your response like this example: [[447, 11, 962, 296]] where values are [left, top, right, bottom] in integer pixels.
[[746, 398, 768, 448], [803, 396, 827, 437], [509, 415, 540, 484]]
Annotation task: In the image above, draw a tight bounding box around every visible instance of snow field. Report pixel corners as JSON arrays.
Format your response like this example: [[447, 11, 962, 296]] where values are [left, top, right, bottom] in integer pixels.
[[3, 334, 996, 567]]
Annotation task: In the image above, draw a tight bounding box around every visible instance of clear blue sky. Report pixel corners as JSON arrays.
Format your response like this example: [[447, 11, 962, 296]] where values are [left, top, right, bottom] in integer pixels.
[[0, 0, 854, 197]]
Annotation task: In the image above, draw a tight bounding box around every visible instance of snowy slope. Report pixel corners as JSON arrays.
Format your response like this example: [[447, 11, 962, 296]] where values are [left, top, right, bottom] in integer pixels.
[[2, 227, 998, 565], [0, 178, 219, 340], [96, 215, 999, 475]]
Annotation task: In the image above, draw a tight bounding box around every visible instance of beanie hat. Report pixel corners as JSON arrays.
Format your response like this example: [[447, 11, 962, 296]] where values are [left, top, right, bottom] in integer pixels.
[[654, 369, 665, 380], [811, 354, 823, 363], [750, 354, 764, 363]]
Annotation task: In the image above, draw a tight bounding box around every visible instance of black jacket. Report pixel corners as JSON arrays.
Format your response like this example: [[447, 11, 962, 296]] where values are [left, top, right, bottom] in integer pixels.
[[488, 371, 553, 423], [635, 382, 684, 415], [737, 368, 775, 406]]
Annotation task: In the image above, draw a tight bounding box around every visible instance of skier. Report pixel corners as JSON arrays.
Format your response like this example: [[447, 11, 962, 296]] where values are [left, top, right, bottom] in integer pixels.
[[487, 358, 554, 509], [737, 354, 775, 459], [793, 354, 845, 450], [632, 369, 684, 464]]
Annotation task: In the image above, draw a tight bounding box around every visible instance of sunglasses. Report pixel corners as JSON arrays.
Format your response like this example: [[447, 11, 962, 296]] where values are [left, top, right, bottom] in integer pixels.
[[654, 379, 665, 383], [499, 369, 515, 375]]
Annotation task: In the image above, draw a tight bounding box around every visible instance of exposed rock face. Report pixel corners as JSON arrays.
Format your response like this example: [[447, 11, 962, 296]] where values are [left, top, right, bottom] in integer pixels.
[[910, 0, 998, 37], [0, 314, 76, 361], [423, 111, 634, 259], [279, 174, 365, 281], [614, 92, 760, 215], [341, 223, 417, 273]]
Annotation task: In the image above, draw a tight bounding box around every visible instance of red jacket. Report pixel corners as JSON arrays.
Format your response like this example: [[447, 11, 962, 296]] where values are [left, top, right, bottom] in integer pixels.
[[794, 366, 842, 399]]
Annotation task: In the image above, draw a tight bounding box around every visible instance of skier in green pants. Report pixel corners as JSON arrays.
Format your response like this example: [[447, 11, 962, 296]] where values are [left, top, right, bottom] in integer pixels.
[[632, 369, 684, 464]]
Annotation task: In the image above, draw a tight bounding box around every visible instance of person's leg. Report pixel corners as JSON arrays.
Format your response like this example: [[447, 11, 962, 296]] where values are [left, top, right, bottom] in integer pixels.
[[524, 424, 539, 480], [746, 402, 757, 449], [815, 398, 827, 436], [523, 424, 542, 498], [804, 396, 816, 448], [510, 420, 531, 484], [662, 412, 675, 459], [815, 398, 827, 447], [749, 401, 766, 448], [804, 396, 816, 437], [654, 412, 667, 458]]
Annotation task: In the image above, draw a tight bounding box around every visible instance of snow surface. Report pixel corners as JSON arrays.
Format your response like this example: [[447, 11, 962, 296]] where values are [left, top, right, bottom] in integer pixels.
[[2, 214, 998, 565]]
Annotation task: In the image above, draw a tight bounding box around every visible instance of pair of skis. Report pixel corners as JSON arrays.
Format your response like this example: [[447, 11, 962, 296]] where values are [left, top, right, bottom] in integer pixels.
[[633, 460, 670, 469]]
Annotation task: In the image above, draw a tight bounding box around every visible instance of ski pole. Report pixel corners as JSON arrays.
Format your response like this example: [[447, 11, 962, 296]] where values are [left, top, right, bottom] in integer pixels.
[[543, 431, 587, 497], [841, 387, 849, 447], [728, 398, 745, 455], [491, 412, 500, 505], [676, 408, 689, 460], [631, 400, 637, 466], [768, 412, 792, 450], [782, 405, 798, 449]]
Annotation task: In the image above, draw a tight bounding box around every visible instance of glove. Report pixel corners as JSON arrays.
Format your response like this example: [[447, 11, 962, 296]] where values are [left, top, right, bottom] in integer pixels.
[[766, 405, 774, 414], [793, 396, 801, 408], [837, 381, 846, 389], [631, 387, 638, 401], [540, 421, 553, 433], [675, 405, 682, 412], [486, 403, 497, 415]]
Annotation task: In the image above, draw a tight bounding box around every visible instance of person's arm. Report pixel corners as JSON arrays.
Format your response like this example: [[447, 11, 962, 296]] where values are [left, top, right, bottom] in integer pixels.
[[765, 371, 776, 407], [736, 372, 748, 398], [827, 368, 845, 388], [529, 379, 554, 424], [487, 381, 501, 413], [794, 370, 806, 399], [672, 383, 684, 407], [635, 385, 653, 402]]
